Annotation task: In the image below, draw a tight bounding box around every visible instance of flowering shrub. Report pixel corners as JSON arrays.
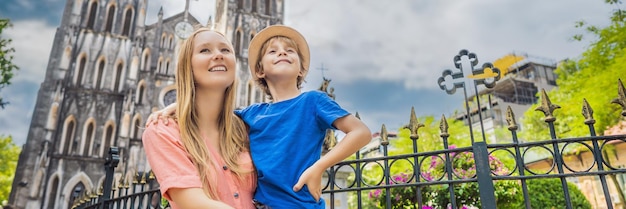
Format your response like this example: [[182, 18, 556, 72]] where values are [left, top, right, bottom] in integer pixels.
[[367, 145, 521, 209]]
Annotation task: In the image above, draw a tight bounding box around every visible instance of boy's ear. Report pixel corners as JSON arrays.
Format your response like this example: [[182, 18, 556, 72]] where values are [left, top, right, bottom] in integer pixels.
[[255, 68, 266, 78]]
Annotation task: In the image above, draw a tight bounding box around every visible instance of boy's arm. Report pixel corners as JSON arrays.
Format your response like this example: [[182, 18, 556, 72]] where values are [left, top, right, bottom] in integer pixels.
[[293, 114, 371, 201], [146, 103, 178, 127]]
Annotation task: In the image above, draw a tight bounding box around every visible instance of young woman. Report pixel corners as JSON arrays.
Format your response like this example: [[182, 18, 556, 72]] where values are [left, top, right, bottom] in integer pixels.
[[142, 28, 256, 209]]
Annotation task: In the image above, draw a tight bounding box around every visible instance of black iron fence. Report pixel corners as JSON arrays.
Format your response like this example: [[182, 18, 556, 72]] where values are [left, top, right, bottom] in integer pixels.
[[74, 50, 626, 209], [72, 147, 163, 209]]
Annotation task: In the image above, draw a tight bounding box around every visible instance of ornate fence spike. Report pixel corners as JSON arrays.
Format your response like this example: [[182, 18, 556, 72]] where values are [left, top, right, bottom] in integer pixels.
[[133, 171, 140, 184], [505, 106, 518, 131], [440, 114, 450, 137], [611, 78, 626, 116], [380, 124, 389, 146], [140, 171, 148, 184], [119, 172, 126, 189], [98, 186, 103, 196], [582, 98, 596, 125], [149, 170, 156, 180], [403, 106, 425, 140], [535, 89, 561, 122]]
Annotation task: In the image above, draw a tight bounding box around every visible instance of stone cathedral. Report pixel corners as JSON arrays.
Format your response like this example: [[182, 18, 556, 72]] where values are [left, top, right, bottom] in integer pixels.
[[9, 0, 284, 208]]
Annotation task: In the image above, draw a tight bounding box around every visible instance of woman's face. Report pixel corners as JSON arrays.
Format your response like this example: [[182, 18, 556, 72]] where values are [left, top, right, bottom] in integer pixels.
[[191, 31, 236, 90]]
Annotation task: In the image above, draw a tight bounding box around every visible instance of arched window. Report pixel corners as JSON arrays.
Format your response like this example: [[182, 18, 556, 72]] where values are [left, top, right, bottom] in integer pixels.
[[235, 30, 242, 55], [68, 182, 85, 207], [136, 84, 145, 104], [169, 35, 175, 49], [251, 0, 257, 12], [94, 60, 105, 89], [62, 119, 76, 154], [265, 0, 271, 15], [83, 122, 94, 156], [101, 124, 114, 157], [86, 1, 98, 29], [45, 176, 59, 209], [76, 56, 86, 86], [121, 8, 133, 36], [157, 59, 163, 74], [142, 50, 150, 71], [113, 63, 123, 92], [160, 34, 166, 48], [165, 60, 170, 75], [104, 5, 116, 33], [132, 117, 141, 140]]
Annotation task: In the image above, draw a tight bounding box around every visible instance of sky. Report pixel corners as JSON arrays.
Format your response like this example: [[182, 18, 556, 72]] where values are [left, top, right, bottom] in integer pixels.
[[0, 0, 616, 146]]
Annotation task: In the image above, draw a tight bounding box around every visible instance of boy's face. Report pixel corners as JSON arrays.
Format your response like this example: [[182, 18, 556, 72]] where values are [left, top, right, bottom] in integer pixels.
[[190, 31, 236, 89], [257, 38, 303, 83]]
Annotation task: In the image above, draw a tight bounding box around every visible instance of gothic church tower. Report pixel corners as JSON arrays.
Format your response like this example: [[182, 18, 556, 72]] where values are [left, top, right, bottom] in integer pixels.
[[214, 0, 285, 107]]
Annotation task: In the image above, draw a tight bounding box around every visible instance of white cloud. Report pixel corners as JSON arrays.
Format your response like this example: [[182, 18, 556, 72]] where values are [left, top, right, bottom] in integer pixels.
[[285, 0, 612, 90]]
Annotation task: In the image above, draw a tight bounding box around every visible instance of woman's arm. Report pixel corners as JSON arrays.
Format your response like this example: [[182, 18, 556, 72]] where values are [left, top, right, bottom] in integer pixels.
[[169, 188, 234, 209]]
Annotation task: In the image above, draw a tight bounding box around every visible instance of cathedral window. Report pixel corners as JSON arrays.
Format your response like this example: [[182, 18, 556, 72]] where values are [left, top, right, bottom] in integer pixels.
[[83, 121, 95, 156], [235, 30, 242, 56], [136, 83, 145, 104], [131, 117, 141, 140], [265, 0, 271, 15], [169, 35, 175, 49], [45, 176, 59, 209], [86, 1, 98, 30], [121, 8, 134, 36], [68, 182, 85, 207], [62, 118, 76, 154], [161, 34, 167, 48], [102, 124, 114, 157], [157, 58, 163, 74], [104, 5, 117, 33], [113, 63, 123, 92], [76, 56, 86, 86], [252, 0, 257, 12], [94, 59, 105, 89], [165, 60, 170, 75], [142, 50, 151, 71]]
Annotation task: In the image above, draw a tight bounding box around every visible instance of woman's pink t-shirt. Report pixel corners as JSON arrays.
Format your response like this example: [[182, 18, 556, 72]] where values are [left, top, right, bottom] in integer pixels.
[[143, 120, 256, 209]]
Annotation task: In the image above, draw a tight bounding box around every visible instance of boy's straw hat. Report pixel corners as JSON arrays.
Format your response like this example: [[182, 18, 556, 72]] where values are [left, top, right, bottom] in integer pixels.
[[247, 25, 310, 78]]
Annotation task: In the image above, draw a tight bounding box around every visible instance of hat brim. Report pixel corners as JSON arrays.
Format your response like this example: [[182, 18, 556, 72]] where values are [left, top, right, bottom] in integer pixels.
[[247, 25, 310, 79]]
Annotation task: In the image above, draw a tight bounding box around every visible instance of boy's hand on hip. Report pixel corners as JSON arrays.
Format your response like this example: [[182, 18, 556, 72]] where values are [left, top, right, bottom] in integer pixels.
[[293, 166, 323, 202]]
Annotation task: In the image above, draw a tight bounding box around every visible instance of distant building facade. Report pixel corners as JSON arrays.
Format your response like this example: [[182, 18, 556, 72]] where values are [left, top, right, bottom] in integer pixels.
[[453, 53, 559, 143], [9, 0, 283, 208]]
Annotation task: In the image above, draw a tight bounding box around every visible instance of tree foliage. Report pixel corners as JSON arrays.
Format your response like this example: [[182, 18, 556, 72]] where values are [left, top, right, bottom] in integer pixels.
[[0, 18, 19, 109], [0, 135, 21, 202], [521, 2, 625, 141]]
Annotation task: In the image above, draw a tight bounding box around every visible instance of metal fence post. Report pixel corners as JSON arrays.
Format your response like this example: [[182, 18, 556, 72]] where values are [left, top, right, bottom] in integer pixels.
[[473, 142, 496, 209], [101, 147, 119, 207]]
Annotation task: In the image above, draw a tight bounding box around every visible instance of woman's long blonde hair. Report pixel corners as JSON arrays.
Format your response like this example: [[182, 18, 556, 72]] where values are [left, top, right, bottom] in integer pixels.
[[175, 27, 250, 199]]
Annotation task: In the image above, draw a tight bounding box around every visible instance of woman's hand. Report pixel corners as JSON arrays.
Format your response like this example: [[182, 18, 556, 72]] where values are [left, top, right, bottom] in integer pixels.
[[146, 103, 178, 127]]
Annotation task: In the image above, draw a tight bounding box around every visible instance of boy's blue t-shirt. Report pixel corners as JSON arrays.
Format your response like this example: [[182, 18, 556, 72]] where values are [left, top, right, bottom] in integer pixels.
[[235, 90, 350, 209]]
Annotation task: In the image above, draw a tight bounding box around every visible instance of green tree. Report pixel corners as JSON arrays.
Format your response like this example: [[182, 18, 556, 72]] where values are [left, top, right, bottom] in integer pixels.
[[521, 1, 625, 141], [0, 18, 19, 109], [0, 135, 21, 202]]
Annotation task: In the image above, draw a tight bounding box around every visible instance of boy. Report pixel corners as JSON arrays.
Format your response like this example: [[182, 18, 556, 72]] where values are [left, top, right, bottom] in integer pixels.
[[242, 25, 371, 209]]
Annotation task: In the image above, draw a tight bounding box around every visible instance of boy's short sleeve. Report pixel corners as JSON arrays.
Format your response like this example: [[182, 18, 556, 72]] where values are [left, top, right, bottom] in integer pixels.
[[315, 92, 350, 129], [142, 120, 203, 200]]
